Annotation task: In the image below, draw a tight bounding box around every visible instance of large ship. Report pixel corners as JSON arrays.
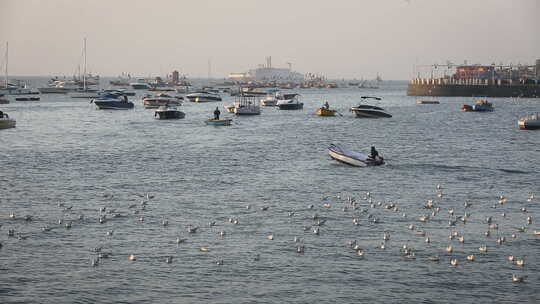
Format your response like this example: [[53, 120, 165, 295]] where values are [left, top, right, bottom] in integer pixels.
[[407, 59, 540, 97]]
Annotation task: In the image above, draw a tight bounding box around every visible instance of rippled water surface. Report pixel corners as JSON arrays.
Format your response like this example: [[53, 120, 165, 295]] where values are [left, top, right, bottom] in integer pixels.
[[1, 79, 540, 303]]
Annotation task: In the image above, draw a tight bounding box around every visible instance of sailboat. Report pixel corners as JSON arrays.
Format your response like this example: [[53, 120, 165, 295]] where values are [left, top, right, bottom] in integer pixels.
[[0, 42, 36, 96], [70, 38, 99, 99]]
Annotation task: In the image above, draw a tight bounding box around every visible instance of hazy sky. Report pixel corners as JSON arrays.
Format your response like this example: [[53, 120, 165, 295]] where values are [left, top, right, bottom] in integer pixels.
[[1, 0, 538, 79]]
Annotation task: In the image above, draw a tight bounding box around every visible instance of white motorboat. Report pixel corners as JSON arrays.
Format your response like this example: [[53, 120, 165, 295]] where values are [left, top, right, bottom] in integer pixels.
[[277, 93, 303, 110], [142, 93, 183, 109], [328, 144, 384, 167], [130, 79, 151, 90], [38, 80, 82, 94], [185, 91, 222, 102], [518, 113, 540, 130], [260, 91, 280, 106], [350, 96, 391, 118], [0, 111, 16, 129], [233, 95, 260, 115]]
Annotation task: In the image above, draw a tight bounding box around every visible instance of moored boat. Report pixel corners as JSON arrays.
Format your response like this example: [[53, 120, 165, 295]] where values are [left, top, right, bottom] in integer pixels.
[[277, 93, 303, 110], [185, 91, 222, 102], [316, 107, 336, 116], [92, 92, 134, 110], [518, 113, 540, 130], [154, 105, 185, 119], [259, 91, 280, 106], [328, 144, 384, 167], [142, 93, 182, 109], [416, 100, 440, 104], [206, 119, 232, 126], [461, 99, 493, 112], [0, 111, 16, 129]]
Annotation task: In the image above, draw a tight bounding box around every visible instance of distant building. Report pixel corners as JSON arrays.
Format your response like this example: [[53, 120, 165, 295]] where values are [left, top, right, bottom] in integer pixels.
[[228, 56, 304, 82]]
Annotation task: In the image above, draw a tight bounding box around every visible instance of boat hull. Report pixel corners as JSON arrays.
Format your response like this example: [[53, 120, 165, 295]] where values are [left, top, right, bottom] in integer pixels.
[[0, 118, 16, 129], [143, 99, 181, 109], [94, 101, 134, 110], [351, 109, 392, 118], [206, 119, 232, 126], [518, 119, 540, 130], [316, 108, 336, 116], [38, 87, 72, 94], [328, 145, 384, 167], [416, 100, 440, 104], [155, 110, 185, 119], [278, 103, 303, 110]]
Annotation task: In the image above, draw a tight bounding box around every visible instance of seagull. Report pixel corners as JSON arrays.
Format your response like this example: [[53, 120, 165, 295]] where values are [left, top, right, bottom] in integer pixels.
[[165, 256, 173, 264], [515, 259, 525, 267], [267, 234, 274, 240], [176, 238, 186, 244], [129, 254, 137, 261], [200, 247, 210, 252], [466, 255, 475, 261], [479, 245, 488, 253], [450, 258, 458, 266], [297, 246, 305, 254], [446, 245, 453, 253]]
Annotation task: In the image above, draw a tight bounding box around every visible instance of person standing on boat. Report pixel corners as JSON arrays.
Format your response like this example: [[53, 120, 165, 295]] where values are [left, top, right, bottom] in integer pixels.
[[214, 107, 221, 120], [323, 101, 329, 109], [370, 146, 379, 160]]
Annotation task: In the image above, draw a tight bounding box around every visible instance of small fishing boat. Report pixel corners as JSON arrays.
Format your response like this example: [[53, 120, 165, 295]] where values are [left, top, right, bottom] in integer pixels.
[[518, 113, 540, 130], [92, 92, 134, 110], [316, 107, 337, 116], [351, 96, 392, 118], [0, 111, 16, 129], [277, 94, 303, 110], [416, 100, 440, 104], [461, 99, 493, 112], [206, 119, 232, 126], [154, 104, 185, 119], [259, 91, 280, 106], [328, 144, 384, 167], [142, 93, 182, 109]]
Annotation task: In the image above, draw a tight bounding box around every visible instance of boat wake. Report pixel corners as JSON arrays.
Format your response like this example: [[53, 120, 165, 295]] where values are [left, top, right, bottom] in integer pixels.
[[391, 163, 532, 175]]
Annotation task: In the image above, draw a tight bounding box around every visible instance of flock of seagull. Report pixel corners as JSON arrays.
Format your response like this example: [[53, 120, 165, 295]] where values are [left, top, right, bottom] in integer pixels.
[[1, 186, 538, 285]]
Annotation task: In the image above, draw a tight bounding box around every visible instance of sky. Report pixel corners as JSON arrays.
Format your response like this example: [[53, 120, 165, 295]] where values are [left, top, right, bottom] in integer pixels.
[[0, 0, 539, 80]]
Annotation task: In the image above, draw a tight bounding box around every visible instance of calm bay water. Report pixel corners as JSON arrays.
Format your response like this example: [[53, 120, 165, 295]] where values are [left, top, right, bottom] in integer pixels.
[[1, 78, 539, 303]]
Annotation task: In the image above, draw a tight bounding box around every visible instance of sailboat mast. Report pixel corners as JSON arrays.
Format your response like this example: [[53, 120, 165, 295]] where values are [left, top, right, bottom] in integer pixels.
[[83, 38, 87, 90], [4, 41, 8, 89]]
